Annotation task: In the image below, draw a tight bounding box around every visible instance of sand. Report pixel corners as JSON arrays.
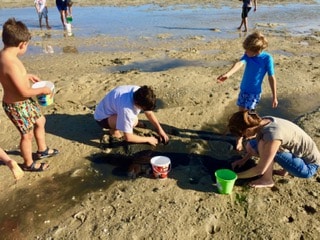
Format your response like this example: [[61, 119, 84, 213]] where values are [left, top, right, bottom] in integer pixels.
[[0, 0, 320, 239]]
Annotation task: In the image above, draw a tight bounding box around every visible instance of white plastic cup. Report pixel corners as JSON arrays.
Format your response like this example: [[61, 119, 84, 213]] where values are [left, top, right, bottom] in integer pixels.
[[32, 81, 55, 106]]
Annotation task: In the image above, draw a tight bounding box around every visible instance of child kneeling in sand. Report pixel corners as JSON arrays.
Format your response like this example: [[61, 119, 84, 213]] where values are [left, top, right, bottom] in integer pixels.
[[94, 85, 169, 146], [0, 18, 59, 172], [228, 110, 320, 188]]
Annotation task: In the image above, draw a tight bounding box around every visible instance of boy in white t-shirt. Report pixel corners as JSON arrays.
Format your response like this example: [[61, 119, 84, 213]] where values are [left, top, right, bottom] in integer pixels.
[[34, 0, 51, 29], [94, 85, 169, 146]]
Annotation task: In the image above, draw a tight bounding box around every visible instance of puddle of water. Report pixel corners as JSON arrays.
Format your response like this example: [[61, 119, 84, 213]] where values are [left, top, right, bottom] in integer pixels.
[[109, 57, 206, 73]]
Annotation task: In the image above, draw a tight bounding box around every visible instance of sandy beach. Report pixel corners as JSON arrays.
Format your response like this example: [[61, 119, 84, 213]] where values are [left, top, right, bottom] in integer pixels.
[[0, 0, 320, 239]]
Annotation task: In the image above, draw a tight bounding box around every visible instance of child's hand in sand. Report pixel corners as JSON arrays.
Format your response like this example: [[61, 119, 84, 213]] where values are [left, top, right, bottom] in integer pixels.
[[217, 74, 228, 82], [147, 136, 159, 146], [232, 158, 247, 170]]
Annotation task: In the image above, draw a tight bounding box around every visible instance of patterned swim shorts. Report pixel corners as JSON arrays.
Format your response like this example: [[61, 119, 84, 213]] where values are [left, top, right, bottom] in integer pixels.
[[2, 98, 43, 135]]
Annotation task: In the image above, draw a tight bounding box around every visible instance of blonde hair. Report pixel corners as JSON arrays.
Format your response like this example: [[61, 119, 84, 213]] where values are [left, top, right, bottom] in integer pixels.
[[228, 110, 262, 137], [242, 31, 268, 53]]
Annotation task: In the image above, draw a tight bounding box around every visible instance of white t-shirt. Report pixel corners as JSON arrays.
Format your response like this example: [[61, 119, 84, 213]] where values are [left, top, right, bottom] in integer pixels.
[[94, 85, 141, 133], [34, 0, 46, 12]]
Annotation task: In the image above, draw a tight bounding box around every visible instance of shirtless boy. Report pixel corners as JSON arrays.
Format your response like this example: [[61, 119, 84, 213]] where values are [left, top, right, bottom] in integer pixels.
[[0, 18, 59, 172]]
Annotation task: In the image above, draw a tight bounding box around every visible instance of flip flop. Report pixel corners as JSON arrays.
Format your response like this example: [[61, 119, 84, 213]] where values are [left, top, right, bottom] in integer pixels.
[[37, 147, 59, 159], [22, 162, 49, 172]]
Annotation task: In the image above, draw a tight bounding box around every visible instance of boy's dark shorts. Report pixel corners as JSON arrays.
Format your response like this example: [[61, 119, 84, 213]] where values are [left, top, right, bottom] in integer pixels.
[[96, 118, 110, 129], [241, 7, 252, 18]]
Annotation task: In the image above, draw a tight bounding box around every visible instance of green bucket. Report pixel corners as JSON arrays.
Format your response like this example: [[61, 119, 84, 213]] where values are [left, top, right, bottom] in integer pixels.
[[215, 169, 237, 194]]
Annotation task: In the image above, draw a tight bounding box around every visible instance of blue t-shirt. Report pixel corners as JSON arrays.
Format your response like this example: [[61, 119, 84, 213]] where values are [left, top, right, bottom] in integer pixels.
[[239, 51, 274, 94]]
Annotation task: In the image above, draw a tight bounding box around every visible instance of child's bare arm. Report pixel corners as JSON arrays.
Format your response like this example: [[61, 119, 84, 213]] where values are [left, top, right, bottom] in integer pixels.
[[268, 75, 278, 108], [217, 61, 244, 82], [5, 63, 51, 99], [232, 152, 252, 170]]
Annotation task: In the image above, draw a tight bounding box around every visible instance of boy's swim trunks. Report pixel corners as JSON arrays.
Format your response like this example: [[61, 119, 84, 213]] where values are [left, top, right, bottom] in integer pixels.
[[56, 0, 67, 11], [2, 98, 43, 134]]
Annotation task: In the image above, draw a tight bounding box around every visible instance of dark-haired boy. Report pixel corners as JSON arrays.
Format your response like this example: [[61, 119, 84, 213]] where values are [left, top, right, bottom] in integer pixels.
[[94, 85, 169, 146]]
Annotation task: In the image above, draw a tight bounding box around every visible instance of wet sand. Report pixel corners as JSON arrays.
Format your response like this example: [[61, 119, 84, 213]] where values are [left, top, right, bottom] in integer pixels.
[[0, 0, 319, 239]]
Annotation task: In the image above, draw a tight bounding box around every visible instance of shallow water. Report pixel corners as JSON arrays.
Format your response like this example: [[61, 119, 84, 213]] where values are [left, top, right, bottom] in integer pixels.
[[0, 3, 319, 49]]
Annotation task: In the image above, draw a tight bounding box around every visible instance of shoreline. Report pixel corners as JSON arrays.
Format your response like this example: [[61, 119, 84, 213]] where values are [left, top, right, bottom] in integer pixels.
[[0, 0, 318, 8]]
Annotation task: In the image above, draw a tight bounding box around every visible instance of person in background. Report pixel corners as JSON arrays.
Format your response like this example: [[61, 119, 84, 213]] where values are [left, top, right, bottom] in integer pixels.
[[34, 0, 51, 29], [217, 31, 278, 151], [0, 18, 59, 172], [55, 0, 68, 27], [238, 0, 257, 32], [94, 85, 169, 146], [228, 110, 320, 188]]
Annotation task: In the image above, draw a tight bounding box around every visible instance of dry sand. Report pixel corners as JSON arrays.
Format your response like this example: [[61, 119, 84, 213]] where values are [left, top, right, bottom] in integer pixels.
[[0, 1, 320, 239]]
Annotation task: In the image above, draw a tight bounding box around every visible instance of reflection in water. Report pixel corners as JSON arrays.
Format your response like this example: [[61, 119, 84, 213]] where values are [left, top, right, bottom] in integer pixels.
[[41, 32, 54, 54], [62, 45, 79, 53]]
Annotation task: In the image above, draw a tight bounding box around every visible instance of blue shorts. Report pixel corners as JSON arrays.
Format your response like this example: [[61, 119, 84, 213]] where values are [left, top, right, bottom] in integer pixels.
[[248, 139, 319, 178], [237, 92, 261, 110], [38, 7, 48, 19], [56, 0, 67, 11]]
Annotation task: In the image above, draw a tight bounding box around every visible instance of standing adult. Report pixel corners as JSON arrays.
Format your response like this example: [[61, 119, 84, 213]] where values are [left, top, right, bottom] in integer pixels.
[[228, 111, 320, 188], [238, 0, 257, 32], [56, 0, 68, 27]]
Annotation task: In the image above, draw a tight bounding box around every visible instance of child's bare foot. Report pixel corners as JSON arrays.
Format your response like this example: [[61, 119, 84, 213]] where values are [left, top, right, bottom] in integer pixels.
[[47, 25, 52, 30], [6, 160, 24, 180], [273, 169, 288, 176], [248, 179, 274, 188], [109, 129, 122, 139]]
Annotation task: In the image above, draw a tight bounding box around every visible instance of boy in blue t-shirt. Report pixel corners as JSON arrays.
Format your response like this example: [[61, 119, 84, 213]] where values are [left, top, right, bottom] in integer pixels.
[[217, 31, 278, 151]]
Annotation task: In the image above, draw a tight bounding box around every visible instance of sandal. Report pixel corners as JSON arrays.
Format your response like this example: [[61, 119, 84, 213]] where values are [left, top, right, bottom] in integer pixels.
[[22, 162, 49, 172], [37, 147, 59, 159]]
